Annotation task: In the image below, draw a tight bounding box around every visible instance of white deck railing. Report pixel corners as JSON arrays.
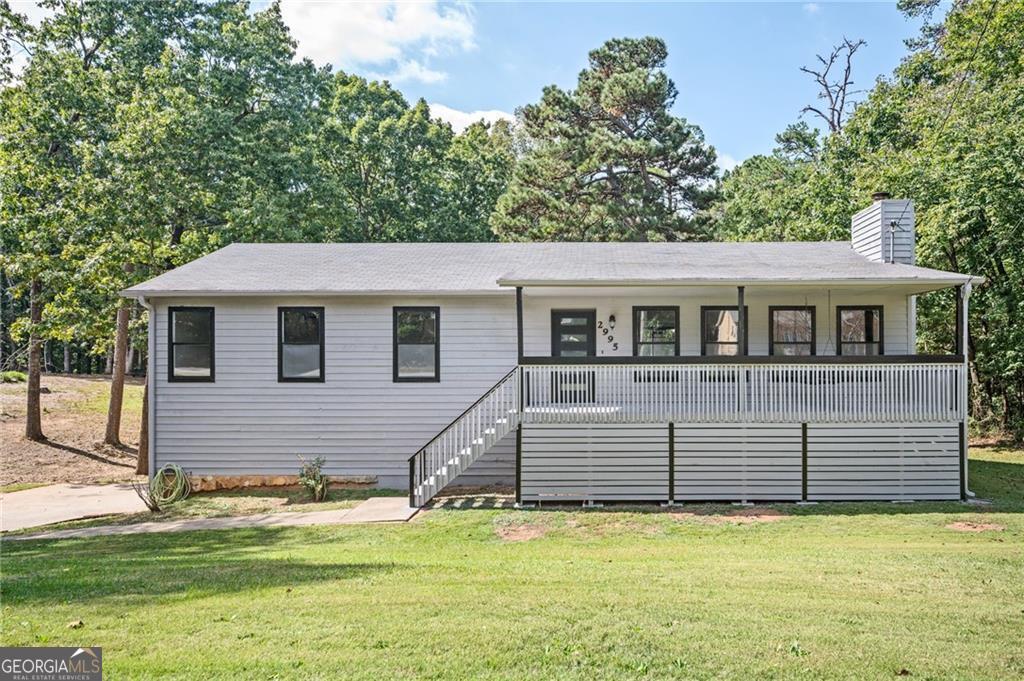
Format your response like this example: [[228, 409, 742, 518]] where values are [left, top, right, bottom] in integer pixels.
[[409, 368, 520, 506], [521, 360, 964, 424]]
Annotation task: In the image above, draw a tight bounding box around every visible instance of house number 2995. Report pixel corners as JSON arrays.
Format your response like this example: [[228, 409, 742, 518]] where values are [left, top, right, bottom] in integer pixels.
[[597, 320, 618, 351]]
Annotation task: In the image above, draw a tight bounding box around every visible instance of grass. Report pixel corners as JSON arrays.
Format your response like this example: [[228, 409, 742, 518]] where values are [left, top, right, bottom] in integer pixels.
[[0, 482, 48, 494], [70, 378, 144, 416], [1, 448, 1022, 680]]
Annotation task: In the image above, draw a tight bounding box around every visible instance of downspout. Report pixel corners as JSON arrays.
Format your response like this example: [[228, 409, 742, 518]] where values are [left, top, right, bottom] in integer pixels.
[[139, 292, 156, 477], [961, 282, 973, 498]]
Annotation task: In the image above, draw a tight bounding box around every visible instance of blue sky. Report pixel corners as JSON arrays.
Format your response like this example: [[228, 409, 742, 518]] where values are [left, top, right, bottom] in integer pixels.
[[276, 1, 927, 170], [9, 1, 930, 169]]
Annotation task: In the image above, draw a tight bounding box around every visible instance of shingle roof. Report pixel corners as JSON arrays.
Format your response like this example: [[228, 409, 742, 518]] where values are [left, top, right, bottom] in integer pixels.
[[122, 242, 980, 297]]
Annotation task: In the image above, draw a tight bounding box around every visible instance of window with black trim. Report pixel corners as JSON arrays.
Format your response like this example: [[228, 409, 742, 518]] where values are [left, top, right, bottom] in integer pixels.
[[278, 307, 324, 382], [837, 306, 883, 355], [633, 306, 679, 357], [770, 306, 816, 356], [701, 306, 748, 356], [394, 307, 440, 382], [168, 307, 214, 381]]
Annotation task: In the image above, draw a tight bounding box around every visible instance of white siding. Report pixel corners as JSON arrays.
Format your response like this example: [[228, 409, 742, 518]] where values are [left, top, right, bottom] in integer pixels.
[[154, 296, 517, 488], [523, 289, 911, 356], [852, 199, 914, 264]]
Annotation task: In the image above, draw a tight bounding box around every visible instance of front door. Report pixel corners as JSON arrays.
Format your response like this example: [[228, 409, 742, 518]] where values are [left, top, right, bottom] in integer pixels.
[[550, 310, 596, 403], [551, 310, 596, 357]]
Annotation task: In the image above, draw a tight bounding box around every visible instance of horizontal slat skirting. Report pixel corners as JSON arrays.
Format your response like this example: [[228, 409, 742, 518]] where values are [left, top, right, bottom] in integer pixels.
[[805, 422, 960, 501], [521, 424, 669, 502]]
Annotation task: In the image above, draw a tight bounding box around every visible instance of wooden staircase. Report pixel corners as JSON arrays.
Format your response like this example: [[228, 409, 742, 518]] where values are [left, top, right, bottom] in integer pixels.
[[408, 368, 520, 506]]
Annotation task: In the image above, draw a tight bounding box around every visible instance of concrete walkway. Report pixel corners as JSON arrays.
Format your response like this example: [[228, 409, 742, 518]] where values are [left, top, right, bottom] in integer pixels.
[[1, 483, 148, 532], [7, 496, 419, 541]]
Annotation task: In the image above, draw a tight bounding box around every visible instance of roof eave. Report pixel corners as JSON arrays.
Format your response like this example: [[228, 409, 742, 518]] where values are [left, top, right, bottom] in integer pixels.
[[119, 288, 511, 298], [496, 276, 985, 288]]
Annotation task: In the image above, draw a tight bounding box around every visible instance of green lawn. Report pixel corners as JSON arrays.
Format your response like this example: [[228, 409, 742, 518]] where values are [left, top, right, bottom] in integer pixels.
[[2, 448, 1023, 680]]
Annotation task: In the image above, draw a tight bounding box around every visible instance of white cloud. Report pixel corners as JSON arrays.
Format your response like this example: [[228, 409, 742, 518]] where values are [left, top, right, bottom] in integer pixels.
[[381, 60, 448, 85], [802, 3, 821, 13], [718, 153, 740, 174], [280, 0, 475, 84], [428, 103, 514, 133]]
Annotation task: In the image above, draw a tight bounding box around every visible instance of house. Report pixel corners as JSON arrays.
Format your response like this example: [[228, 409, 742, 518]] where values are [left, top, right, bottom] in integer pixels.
[[123, 195, 982, 506]]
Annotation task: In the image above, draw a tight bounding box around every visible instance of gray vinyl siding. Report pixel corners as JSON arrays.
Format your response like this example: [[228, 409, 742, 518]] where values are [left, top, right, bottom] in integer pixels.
[[153, 286, 916, 490], [852, 199, 914, 265], [154, 295, 517, 488]]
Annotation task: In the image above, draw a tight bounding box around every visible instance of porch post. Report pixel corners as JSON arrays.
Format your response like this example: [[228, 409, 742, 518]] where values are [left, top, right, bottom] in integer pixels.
[[959, 282, 972, 499], [516, 286, 524, 362], [737, 286, 746, 355], [955, 285, 964, 356]]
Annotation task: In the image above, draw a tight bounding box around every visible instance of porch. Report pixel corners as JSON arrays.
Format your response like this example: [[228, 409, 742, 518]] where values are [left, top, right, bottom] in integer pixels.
[[409, 277, 974, 507]]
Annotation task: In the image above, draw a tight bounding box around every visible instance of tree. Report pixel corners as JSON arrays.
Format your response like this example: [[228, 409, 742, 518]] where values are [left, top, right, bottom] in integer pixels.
[[800, 37, 867, 133], [435, 119, 516, 242], [713, 0, 1024, 438], [492, 37, 718, 242]]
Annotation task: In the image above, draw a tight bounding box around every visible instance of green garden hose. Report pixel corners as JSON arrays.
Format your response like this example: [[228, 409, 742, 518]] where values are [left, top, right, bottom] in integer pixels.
[[151, 463, 190, 504]]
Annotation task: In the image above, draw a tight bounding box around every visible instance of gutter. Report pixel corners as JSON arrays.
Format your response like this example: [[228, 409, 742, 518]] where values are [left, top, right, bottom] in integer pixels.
[[119, 288, 514, 298], [495, 276, 986, 288]]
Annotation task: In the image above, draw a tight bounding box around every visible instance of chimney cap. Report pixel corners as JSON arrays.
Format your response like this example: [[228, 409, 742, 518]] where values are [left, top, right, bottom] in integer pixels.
[[872, 191, 892, 201]]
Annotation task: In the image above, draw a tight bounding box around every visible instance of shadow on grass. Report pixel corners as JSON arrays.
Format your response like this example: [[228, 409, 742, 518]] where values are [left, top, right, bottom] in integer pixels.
[[37, 439, 136, 468], [1, 526, 403, 606]]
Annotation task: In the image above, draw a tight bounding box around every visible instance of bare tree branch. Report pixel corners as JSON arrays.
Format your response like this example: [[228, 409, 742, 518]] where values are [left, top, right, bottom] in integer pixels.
[[800, 37, 866, 133]]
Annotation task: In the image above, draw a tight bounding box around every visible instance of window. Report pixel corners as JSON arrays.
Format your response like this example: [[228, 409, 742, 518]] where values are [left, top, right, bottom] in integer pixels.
[[168, 307, 214, 381], [837, 306, 883, 355], [394, 307, 440, 382], [633, 307, 679, 357], [770, 307, 816, 356], [278, 307, 324, 382], [701, 306, 748, 356]]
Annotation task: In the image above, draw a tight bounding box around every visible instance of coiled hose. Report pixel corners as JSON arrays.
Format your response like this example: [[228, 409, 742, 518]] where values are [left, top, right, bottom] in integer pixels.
[[151, 463, 190, 505]]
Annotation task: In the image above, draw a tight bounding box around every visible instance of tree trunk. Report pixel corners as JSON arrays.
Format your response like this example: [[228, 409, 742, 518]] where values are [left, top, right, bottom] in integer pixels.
[[137, 380, 149, 475], [104, 304, 130, 446], [104, 350, 113, 374], [25, 278, 44, 441], [63, 344, 71, 373], [127, 345, 135, 376]]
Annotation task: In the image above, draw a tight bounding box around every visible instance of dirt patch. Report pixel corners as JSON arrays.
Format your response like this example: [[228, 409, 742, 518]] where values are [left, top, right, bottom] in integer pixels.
[[946, 521, 1005, 533], [671, 506, 790, 525], [1, 375, 143, 487], [495, 523, 548, 542]]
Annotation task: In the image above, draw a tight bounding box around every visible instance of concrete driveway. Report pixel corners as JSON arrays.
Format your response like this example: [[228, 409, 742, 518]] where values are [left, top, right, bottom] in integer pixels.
[[1, 483, 147, 532]]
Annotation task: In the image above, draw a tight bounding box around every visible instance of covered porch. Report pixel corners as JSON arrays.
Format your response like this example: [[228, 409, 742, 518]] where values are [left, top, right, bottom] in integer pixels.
[[410, 272, 979, 507]]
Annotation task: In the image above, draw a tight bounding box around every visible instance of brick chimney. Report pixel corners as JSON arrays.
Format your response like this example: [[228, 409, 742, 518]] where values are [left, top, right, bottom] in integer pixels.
[[851, 195, 915, 264]]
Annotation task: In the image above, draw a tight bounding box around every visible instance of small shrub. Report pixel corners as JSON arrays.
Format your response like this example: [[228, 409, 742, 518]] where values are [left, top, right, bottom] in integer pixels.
[[1, 371, 27, 383], [298, 455, 329, 502]]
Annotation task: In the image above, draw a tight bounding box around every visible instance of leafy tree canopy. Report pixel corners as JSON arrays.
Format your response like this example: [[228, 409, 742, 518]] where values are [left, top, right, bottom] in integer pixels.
[[493, 36, 718, 242]]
